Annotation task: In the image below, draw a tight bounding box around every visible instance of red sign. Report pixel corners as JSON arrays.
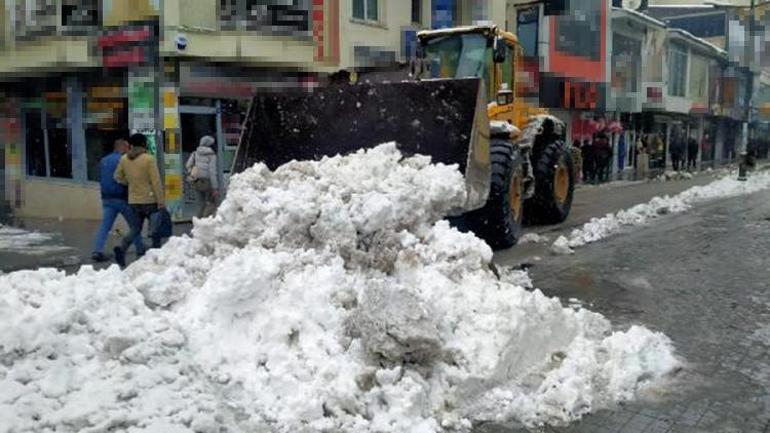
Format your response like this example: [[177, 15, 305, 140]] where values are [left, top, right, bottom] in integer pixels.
[[562, 81, 599, 110], [98, 21, 157, 68], [97, 26, 152, 49]]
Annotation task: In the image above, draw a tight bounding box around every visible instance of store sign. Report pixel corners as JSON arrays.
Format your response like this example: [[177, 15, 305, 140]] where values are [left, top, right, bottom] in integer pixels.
[[646, 86, 663, 103], [98, 21, 158, 68], [541, 76, 605, 111]]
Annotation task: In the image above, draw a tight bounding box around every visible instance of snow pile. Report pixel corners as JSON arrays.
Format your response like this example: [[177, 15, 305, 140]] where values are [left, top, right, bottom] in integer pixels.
[[655, 170, 694, 182], [554, 170, 770, 253], [518, 232, 549, 244], [0, 224, 72, 255], [1, 144, 679, 433]]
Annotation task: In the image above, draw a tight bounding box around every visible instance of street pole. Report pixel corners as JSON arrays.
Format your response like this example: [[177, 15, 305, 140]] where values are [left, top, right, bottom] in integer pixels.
[[739, 0, 756, 181]]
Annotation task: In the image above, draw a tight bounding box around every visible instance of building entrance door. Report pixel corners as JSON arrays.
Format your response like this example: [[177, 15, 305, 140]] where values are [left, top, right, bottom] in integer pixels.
[[179, 106, 220, 220]]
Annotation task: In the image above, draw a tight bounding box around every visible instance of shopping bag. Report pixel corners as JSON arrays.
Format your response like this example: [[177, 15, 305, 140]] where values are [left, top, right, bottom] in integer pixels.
[[150, 208, 173, 239]]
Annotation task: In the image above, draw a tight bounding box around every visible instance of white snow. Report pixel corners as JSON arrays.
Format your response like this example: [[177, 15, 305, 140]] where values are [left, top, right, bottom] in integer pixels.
[[0, 224, 72, 255], [0, 144, 680, 433], [518, 232, 549, 244], [554, 170, 770, 252]]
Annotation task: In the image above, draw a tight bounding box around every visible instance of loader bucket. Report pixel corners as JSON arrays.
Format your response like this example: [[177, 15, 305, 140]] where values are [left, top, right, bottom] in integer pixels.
[[231, 78, 491, 212]]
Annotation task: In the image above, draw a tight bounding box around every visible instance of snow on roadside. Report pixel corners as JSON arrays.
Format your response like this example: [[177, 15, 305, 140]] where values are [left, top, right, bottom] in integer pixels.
[[518, 232, 549, 244], [1, 144, 680, 433], [0, 224, 72, 255], [553, 170, 770, 254]]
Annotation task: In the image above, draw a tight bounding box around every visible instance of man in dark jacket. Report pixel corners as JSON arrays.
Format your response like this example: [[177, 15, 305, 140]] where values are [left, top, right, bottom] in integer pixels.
[[687, 136, 699, 170], [91, 139, 144, 262]]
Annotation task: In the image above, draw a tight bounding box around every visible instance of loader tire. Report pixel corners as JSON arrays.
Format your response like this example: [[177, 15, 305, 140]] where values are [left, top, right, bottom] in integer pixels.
[[466, 140, 524, 250], [525, 139, 575, 224]]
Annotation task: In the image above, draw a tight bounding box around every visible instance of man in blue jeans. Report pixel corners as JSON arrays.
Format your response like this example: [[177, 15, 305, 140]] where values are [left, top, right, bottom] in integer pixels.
[[91, 139, 145, 262]]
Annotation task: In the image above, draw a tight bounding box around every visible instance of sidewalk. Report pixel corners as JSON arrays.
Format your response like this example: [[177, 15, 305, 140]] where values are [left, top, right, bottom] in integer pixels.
[[0, 217, 192, 273]]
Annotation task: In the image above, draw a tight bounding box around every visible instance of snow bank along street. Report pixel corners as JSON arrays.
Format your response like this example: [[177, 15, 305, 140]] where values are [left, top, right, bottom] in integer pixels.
[[0, 144, 680, 433], [552, 169, 770, 254]]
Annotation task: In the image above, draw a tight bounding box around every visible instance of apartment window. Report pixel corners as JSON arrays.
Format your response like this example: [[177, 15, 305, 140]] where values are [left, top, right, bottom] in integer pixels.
[[668, 43, 688, 98], [15, 0, 57, 40], [353, 0, 378, 22], [516, 6, 539, 57], [412, 0, 422, 24], [612, 34, 641, 93], [61, 0, 100, 29]]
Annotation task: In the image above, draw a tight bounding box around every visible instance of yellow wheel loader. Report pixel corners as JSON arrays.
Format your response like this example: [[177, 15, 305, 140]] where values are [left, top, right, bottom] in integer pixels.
[[232, 25, 575, 249]]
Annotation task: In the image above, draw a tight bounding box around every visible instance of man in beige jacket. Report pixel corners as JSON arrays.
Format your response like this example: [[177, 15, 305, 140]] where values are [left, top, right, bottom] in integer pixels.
[[113, 133, 166, 266]]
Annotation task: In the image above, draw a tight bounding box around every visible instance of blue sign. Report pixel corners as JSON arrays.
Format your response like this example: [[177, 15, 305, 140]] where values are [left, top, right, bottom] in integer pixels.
[[432, 0, 454, 29]]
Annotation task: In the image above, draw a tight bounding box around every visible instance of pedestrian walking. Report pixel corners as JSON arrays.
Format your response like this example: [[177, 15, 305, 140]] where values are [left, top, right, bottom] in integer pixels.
[[593, 131, 612, 183], [113, 133, 166, 267], [636, 135, 650, 179], [670, 132, 684, 171], [581, 138, 595, 184], [185, 135, 220, 218], [91, 139, 144, 262], [687, 136, 699, 170], [571, 139, 583, 184]]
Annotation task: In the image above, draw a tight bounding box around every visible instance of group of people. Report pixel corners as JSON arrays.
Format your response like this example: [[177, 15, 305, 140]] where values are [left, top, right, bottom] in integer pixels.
[[576, 131, 613, 184], [91, 133, 220, 267], [668, 131, 701, 172]]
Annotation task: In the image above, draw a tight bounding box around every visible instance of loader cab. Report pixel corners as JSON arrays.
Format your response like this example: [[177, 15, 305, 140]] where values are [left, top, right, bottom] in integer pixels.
[[417, 26, 520, 126]]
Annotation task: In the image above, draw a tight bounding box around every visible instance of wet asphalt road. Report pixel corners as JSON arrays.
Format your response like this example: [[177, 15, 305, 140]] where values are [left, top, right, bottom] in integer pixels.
[[487, 189, 770, 433]]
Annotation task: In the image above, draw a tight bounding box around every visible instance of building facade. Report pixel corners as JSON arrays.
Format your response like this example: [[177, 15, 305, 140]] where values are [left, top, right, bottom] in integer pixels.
[[1, 0, 437, 221]]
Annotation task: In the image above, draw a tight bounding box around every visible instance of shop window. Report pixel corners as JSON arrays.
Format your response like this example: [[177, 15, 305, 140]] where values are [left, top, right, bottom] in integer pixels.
[[353, 0, 378, 22], [47, 128, 72, 178], [25, 110, 47, 177], [84, 81, 129, 181]]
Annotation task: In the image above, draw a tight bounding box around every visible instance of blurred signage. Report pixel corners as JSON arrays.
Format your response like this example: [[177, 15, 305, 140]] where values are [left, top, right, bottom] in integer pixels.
[[541, 76, 605, 110], [98, 21, 158, 68], [646, 86, 663, 103], [548, 0, 608, 84], [431, 0, 455, 29]]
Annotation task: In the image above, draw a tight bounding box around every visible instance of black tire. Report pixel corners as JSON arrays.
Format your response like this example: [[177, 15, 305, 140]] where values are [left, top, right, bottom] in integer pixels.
[[465, 139, 524, 250], [525, 139, 575, 224]]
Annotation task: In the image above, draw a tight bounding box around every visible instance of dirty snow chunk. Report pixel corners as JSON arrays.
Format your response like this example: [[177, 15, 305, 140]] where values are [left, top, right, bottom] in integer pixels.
[[519, 232, 549, 244], [1, 144, 680, 433], [556, 170, 770, 250], [551, 235, 575, 255], [656, 170, 694, 182]]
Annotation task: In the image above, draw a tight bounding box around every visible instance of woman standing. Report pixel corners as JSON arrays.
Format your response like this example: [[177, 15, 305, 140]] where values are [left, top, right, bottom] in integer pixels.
[[186, 135, 220, 218]]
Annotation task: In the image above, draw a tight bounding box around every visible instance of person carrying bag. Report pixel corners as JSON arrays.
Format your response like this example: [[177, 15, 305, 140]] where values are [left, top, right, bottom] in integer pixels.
[[185, 135, 220, 218]]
